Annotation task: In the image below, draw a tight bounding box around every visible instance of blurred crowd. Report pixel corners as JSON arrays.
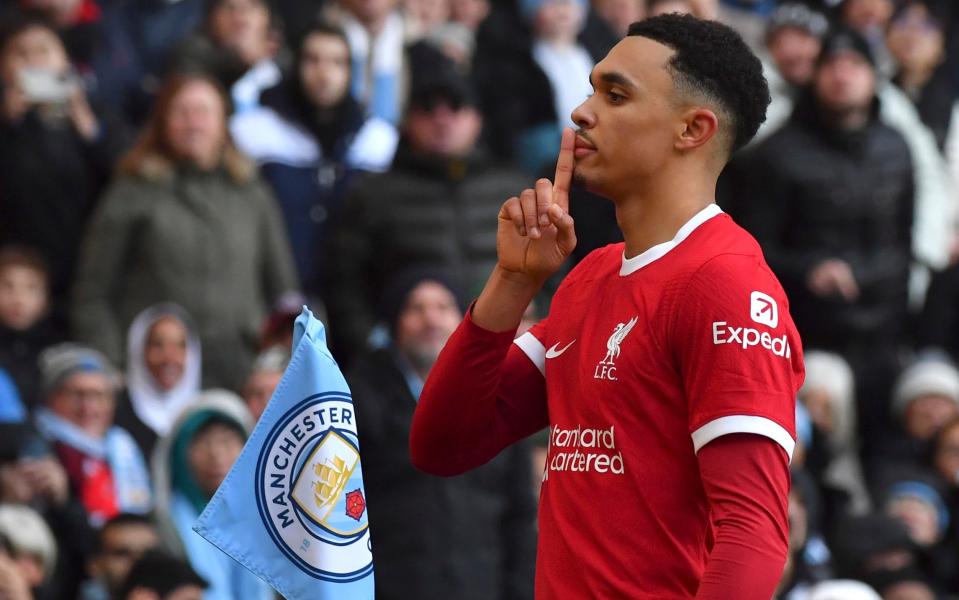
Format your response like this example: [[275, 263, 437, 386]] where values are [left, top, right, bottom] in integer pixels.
[[0, 0, 956, 598]]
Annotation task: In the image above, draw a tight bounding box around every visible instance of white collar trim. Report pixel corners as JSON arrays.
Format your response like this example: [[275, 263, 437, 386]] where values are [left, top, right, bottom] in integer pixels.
[[619, 203, 723, 276]]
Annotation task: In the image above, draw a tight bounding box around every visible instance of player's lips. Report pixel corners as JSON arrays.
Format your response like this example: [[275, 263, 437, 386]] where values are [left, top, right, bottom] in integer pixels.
[[574, 135, 597, 158]]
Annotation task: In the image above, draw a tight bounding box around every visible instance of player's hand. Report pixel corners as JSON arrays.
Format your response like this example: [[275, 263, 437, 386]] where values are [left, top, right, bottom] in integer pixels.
[[807, 259, 859, 301], [496, 128, 577, 283]]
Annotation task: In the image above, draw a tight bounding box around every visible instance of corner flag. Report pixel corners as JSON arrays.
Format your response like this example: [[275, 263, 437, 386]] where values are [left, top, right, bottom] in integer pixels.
[[194, 307, 374, 599]]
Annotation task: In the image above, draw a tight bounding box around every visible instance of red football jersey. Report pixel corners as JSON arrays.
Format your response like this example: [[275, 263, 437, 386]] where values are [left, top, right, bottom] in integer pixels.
[[513, 204, 804, 598]]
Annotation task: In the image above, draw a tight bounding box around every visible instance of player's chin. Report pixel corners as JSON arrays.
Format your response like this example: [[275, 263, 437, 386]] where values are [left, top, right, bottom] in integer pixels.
[[572, 164, 598, 191]]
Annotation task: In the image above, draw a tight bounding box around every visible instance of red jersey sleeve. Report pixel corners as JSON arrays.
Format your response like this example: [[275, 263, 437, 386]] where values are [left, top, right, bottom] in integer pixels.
[[410, 308, 549, 476], [695, 434, 790, 599], [669, 253, 803, 460]]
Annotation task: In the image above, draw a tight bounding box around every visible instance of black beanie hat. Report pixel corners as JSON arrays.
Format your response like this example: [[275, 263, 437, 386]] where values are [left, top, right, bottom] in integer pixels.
[[378, 266, 468, 331], [817, 26, 876, 68]]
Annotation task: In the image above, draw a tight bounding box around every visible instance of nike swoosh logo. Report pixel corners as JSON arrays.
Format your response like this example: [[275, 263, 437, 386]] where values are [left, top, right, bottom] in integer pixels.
[[545, 340, 576, 359]]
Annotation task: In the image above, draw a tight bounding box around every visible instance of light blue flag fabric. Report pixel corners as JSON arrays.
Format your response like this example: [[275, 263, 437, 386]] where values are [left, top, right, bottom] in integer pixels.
[[194, 307, 374, 599]]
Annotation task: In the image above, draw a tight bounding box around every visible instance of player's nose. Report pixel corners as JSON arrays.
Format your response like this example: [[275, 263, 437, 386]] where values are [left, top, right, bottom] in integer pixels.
[[572, 99, 595, 130]]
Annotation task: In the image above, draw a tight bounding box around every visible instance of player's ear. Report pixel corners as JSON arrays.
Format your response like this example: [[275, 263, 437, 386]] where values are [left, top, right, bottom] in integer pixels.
[[675, 108, 718, 152]]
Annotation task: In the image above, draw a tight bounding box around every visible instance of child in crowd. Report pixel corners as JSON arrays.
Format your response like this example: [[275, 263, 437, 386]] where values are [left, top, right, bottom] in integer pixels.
[[0, 245, 58, 410]]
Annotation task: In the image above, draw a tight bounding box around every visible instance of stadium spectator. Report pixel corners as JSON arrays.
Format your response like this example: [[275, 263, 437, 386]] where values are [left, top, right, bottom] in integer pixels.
[[745, 2, 828, 149], [71, 72, 298, 390], [231, 21, 398, 293], [118, 551, 207, 600], [347, 269, 536, 599], [0, 14, 129, 331], [886, 0, 959, 197], [0, 246, 58, 410], [777, 469, 832, 599], [116, 305, 201, 459], [876, 472, 956, 589], [80, 513, 160, 600], [0, 534, 32, 600], [800, 351, 871, 520], [325, 61, 528, 363], [887, 1, 955, 151], [591, 0, 644, 37], [34, 344, 152, 524], [325, 0, 411, 124], [473, 0, 611, 175], [450, 0, 491, 31], [471, 0, 615, 171], [831, 514, 919, 585], [0, 505, 57, 600], [0, 422, 96, 599], [732, 28, 915, 457], [885, 360, 959, 466], [403, 0, 451, 38], [837, 0, 896, 76], [240, 346, 287, 422], [169, 0, 283, 115], [929, 418, 959, 592], [807, 579, 882, 600], [151, 390, 270, 600], [732, 20, 956, 277], [932, 417, 959, 492], [869, 568, 940, 600]]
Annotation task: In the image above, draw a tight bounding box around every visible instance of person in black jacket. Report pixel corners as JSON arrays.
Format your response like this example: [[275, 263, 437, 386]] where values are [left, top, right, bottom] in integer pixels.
[[347, 269, 536, 600], [730, 27, 915, 459], [0, 14, 129, 334], [325, 56, 529, 364]]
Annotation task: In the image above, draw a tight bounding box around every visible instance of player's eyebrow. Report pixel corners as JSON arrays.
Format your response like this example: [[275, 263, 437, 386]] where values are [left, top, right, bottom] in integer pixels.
[[590, 71, 639, 91]]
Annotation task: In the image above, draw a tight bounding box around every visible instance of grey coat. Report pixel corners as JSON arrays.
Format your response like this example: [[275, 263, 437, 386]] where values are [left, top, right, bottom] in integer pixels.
[[72, 158, 298, 389]]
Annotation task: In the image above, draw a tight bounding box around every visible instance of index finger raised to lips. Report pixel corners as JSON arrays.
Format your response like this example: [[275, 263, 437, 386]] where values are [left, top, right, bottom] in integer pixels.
[[552, 127, 575, 212]]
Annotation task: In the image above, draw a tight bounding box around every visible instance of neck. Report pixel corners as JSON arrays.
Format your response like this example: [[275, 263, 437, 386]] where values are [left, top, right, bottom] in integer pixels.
[[539, 32, 578, 46], [898, 66, 936, 95], [831, 107, 870, 131], [362, 12, 391, 36], [611, 165, 717, 258]]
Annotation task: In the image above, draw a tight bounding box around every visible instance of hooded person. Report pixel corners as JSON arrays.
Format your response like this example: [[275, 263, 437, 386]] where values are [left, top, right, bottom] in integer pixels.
[[799, 351, 872, 519], [150, 390, 271, 600], [230, 20, 398, 294], [115, 304, 202, 458], [33, 344, 152, 525]]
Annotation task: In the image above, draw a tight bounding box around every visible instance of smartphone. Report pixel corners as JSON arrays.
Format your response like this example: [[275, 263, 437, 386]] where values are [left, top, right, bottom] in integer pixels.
[[19, 68, 76, 105]]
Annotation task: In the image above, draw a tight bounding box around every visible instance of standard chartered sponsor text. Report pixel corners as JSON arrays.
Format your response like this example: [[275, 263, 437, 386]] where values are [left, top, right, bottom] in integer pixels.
[[547, 424, 624, 477]]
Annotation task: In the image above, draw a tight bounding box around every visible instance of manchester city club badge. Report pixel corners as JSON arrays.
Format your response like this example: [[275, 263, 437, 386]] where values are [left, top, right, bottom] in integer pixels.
[[255, 391, 373, 582]]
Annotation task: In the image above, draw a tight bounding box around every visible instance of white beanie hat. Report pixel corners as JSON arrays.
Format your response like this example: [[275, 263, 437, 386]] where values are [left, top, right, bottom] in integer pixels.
[[808, 580, 881, 600], [892, 360, 959, 417], [0, 504, 57, 578]]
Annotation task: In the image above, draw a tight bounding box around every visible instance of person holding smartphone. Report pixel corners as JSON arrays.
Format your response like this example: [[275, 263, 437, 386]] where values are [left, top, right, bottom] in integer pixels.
[[0, 13, 129, 335]]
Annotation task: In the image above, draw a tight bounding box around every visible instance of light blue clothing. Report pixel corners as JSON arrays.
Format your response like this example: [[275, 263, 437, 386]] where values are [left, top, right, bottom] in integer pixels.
[[0, 370, 26, 422], [172, 491, 273, 600], [342, 12, 406, 125], [34, 408, 152, 515]]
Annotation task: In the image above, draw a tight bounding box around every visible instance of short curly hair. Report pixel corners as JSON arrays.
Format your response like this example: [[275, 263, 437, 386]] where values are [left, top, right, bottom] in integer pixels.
[[628, 14, 770, 156]]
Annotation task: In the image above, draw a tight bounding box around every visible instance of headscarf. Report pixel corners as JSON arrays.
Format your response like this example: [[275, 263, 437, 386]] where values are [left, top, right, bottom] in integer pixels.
[[126, 304, 202, 438]]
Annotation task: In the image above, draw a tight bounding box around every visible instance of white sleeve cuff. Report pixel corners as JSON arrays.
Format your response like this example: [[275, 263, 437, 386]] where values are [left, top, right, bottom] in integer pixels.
[[691, 415, 795, 462], [513, 332, 545, 376]]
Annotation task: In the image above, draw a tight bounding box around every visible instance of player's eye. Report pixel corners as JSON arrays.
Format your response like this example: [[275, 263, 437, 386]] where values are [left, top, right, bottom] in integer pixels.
[[607, 91, 626, 104]]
